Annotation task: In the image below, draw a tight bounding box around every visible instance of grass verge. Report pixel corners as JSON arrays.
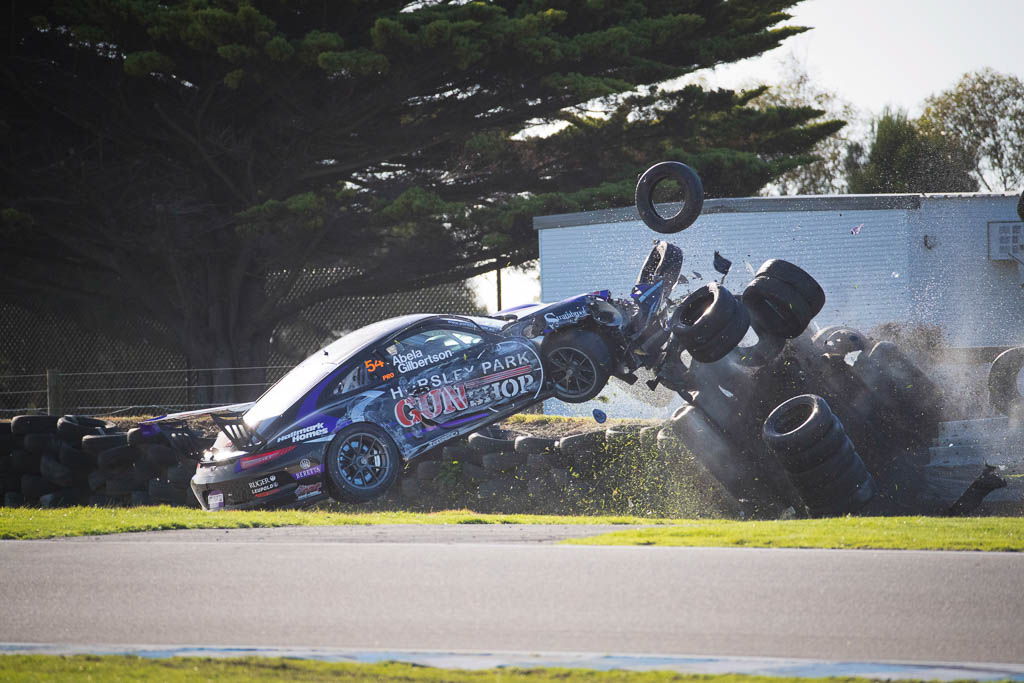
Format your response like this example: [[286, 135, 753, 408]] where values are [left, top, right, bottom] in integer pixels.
[[0, 506, 676, 540], [564, 516, 1024, 552], [0, 655, 909, 682]]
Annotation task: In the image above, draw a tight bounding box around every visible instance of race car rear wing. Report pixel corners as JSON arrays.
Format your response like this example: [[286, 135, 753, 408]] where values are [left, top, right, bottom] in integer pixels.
[[139, 402, 255, 424], [140, 402, 261, 454]]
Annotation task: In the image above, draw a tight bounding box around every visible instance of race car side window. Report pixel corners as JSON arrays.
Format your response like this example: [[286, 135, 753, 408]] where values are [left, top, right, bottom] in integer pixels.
[[384, 327, 483, 375], [323, 353, 392, 403]]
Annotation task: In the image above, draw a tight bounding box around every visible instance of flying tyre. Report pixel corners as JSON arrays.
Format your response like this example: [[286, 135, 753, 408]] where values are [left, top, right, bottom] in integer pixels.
[[325, 424, 401, 504], [541, 329, 612, 403], [635, 161, 704, 234], [635, 240, 683, 288], [742, 260, 825, 339], [669, 283, 750, 363]]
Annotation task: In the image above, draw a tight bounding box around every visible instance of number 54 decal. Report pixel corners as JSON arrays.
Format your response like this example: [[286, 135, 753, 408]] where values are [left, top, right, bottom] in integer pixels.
[[364, 359, 385, 372]]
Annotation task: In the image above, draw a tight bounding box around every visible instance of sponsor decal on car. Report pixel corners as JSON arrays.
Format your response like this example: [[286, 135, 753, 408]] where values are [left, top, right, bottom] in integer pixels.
[[393, 362, 537, 427], [300, 458, 313, 470], [207, 490, 224, 510], [295, 482, 322, 500], [543, 308, 588, 327], [248, 474, 279, 497], [277, 421, 329, 444], [294, 464, 324, 480], [392, 347, 455, 373]]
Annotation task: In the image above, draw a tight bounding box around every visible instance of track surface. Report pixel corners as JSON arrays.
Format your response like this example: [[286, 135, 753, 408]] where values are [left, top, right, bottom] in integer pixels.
[[2, 526, 1023, 665]]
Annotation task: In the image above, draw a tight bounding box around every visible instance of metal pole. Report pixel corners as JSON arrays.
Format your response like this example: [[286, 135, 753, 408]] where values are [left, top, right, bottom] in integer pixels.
[[46, 368, 63, 416], [496, 267, 502, 311]]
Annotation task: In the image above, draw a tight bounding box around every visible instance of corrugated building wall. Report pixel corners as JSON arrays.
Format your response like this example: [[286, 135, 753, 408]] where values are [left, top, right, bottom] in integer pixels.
[[535, 193, 1022, 416]]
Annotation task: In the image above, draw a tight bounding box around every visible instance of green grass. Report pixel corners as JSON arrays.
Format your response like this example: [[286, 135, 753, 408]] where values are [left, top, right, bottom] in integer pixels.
[[564, 516, 1024, 552], [0, 655, 922, 682], [0, 506, 677, 540]]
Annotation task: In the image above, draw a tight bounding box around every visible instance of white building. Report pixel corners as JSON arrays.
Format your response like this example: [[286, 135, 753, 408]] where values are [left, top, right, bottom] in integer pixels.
[[534, 192, 1022, 416]]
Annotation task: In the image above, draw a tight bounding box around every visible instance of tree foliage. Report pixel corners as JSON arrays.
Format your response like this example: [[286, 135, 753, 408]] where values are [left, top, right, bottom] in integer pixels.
[[2, 0, 844, 398], [750, 54, 856, 195], [845, 109, 978, 194], [919, 68, 1024, 192]]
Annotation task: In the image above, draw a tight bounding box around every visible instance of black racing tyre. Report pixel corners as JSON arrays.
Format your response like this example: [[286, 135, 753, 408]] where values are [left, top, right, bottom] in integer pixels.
[[762, 395, 835, 455], [541, 329, 613, 403], [148, 478, 187, 504], [670, 283, 738, 348], [4, 491, 25, 507], [557, 430, 606, 457], [21, 474, 57, 500], [0, 456, 8, 475], [40, 455, 74, 487], [753, 260, 825, 316], [59, 443, 95, 470], [166, 462, 196, 486], [97, 445, 138, 471], [87, 469, 107, 492], [635, 161, 704, 234], [82, 433, 129, 455], [129, 490, 153, 506], [774, 415, 849, 473], [325, 423, 401, 504], [10, 450, 41, 474], [468, 432, 516, 454], [11, 415, 58, 435], [605, 425, 643, 451], [23, 433, 61, 455], [104, 472, 136, 496], [635, 240, 684, 287], [742, 275, 814, 339], [127, 426, 169, 447], [688, 300, 751, 363], [57, 415, 115, 445], [988, 347, 1024, 416], [39, 489, 76, 508], [514, 436, 556, 455], [142, 443, 180, 469]]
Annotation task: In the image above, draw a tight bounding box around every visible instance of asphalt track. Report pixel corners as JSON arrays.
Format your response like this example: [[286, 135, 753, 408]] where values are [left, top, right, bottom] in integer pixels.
[[2, 525, 1023, 670]]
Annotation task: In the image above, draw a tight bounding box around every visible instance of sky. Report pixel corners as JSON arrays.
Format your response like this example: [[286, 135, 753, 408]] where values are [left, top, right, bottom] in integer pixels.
[[475, 0, 1024, 311]]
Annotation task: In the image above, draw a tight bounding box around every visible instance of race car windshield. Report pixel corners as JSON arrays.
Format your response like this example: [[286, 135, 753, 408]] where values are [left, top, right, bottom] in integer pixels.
[[243, 315, 425, 428]]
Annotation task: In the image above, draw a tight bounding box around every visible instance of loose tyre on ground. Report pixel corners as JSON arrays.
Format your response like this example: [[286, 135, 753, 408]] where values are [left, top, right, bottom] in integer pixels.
[[325, 424, 401, 504], [634, 161, 704, 234], [762, 394, 877, 517], [541, 329, 613, 403]]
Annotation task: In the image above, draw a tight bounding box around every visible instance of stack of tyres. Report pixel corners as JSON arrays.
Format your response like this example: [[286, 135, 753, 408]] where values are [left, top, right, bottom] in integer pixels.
[[762, 395, 877, 517], [128, 427, 200, 507]]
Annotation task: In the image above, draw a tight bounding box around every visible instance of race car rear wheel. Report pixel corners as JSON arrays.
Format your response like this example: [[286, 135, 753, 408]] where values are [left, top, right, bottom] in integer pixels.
[[325, 424, 401, 503], [541, 330, 612, 403]]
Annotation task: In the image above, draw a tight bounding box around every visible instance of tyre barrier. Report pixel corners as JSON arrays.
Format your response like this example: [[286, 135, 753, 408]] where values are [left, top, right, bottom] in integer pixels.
[[763, 395, 877, 517], [0, 413, 200, 508], [393, 423, 740, 518]]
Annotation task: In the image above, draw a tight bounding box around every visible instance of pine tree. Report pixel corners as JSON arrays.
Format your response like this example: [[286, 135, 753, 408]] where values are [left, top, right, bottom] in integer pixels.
[[2, 1, 844, 399]]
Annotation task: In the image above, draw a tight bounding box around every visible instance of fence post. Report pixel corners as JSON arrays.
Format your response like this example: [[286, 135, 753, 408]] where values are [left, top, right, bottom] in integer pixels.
[[46, 369, 64, 416]]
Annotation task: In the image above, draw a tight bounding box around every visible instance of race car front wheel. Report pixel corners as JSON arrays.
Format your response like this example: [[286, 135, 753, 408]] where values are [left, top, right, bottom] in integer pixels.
[[541, 330, 612, 403], [325, 424, 401, 504]]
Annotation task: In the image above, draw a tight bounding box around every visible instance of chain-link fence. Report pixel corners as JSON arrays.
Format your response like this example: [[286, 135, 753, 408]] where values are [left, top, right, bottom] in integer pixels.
[[0, 275, 482, 416]]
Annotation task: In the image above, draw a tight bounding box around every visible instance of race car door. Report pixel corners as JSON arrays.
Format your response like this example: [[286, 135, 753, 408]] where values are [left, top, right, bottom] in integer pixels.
[[380, 322, 543, 446]]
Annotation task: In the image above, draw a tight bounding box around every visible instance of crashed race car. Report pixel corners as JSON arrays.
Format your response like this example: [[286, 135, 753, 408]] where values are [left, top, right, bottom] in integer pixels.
[[141, 243, 693, 510], [143, 161, 1006, 515]]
